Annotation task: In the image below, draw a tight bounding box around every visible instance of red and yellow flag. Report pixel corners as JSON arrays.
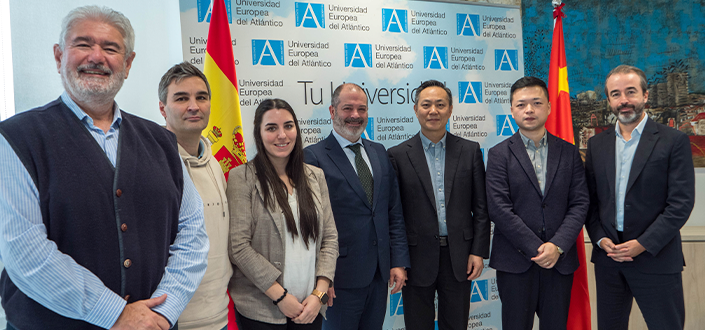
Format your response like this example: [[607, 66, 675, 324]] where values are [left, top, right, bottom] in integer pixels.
[[203, 0, 246, 181], [202, 1, 244, 328], [546, 4, 591, 330]]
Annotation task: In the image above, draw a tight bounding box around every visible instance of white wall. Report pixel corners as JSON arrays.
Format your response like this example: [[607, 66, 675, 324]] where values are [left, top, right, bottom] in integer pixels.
[[10, 0, 184, 123]]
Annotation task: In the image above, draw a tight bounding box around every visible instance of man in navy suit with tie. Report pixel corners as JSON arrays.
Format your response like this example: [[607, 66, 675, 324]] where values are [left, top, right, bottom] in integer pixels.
[[304, 83, 410, 330], [585, 65, 694, 329], [485, 77, 589, 330]]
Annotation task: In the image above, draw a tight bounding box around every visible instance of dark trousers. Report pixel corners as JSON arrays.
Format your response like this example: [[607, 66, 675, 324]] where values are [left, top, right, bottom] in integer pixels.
[[496, 264, 573, 330], [402, 245, 471, 330], [236, 310, 322, 330], [322, 268, 387, 330], [6, 321, 180, 330], [595, 264, 684, 330]]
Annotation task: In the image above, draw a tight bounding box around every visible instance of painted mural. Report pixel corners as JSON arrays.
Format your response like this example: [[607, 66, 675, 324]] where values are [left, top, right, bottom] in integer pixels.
[[522, 0, 705, 166]]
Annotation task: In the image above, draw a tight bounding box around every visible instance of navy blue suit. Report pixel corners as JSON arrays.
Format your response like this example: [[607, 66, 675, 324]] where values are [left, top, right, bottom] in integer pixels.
[[304, 132, 410, 330], [585, 117, 694, 329], [486, 132, 588, 330]]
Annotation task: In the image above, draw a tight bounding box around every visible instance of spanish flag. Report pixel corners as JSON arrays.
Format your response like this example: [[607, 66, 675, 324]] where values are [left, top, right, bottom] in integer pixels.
[[546, 4, 591, 330], [203, 1, 244, 328], [203, 0, 247, 181]]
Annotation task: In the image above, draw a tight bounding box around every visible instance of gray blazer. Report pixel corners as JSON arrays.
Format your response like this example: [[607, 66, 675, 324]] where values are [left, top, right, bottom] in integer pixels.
[[227, 163, 339, 324]]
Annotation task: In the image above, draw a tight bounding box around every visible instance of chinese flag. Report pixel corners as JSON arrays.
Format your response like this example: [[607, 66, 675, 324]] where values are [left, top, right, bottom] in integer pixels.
[[202, 0, 245, 328], [203, 0, 247, 182], [546, 4, 591, 330]]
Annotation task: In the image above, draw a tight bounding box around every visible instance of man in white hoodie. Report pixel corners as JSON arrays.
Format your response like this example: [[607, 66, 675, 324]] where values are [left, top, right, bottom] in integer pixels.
[[158, 62, 231, 330]]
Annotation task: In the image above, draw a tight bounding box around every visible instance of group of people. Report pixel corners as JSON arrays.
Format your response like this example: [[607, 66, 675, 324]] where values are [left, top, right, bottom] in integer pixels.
[[0, 5, 695, 330]]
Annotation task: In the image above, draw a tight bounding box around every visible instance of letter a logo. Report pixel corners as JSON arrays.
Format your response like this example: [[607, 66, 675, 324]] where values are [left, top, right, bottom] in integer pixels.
[[459, 81, 482, 103], [198, 0, 232, 23], [495, 49, 519, 71], [295, 2, 325, 28], [470, 279, 489, 303], [382, 9, 408, 33], [423, 46, 448, 69], [496, 115, 518, 136], [457, 14, 480, 36], [389, 292, 403, 316], [252, 40, 284, 66], [344, 43, 372, 68]]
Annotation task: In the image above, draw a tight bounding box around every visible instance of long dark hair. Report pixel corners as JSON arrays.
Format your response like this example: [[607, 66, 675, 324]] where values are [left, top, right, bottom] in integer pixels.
[[252, 98, 319, 248]]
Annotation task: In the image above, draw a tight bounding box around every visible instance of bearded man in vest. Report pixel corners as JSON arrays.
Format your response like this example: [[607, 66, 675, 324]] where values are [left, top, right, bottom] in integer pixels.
[[0, 6, 209, 330]]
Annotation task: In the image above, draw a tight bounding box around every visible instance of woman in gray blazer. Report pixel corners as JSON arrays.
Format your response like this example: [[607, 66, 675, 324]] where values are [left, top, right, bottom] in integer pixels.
[[227, 99, 338, 330]]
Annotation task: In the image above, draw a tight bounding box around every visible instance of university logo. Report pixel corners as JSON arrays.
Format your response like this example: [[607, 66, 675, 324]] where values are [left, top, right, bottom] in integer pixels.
[[456, 13, 480, 36], [382, 8, 408, 33], [295, 2, 325, 28], [470, 279, 489, 303], [344, 43, 372, 68], [496, 115, 518, 136], [423, 46, 448, 69], [252, 40, 284, 66], [389, 292, 404, 316], [363, 117, 375, 140], [495, 49, 519, 71], [458, 81, 482, 103], [197, 0, 232, 23]]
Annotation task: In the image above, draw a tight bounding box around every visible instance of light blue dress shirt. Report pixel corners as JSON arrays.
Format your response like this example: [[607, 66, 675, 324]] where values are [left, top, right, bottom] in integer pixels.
[[419, 132, 448, 236], [519, 131, 548, 194], [614, 114, 649, 232], [0, 92, 209, 329], [331, 128, 374, 176]]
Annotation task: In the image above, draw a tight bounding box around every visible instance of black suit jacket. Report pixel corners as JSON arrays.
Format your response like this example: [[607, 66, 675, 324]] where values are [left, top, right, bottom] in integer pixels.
[[585, 117, 695, 274], [388, 132, 490, 286], [486, 132, 589, 275], [304, 132, 410, 288]]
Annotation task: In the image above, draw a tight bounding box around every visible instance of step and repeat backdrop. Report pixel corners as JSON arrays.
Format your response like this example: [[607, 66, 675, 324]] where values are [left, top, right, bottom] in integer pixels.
[[179, 1, 523, 329]]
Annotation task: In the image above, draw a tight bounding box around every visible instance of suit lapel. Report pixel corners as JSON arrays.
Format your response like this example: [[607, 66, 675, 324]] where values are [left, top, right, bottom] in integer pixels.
[[543, 133, 561, 199], [508, 133, 542, 196], [444, 133, 460, 204], [406, 134, 436, 212], [364, 139, 382, 211], [324, 134, 370, 209], [603, 127, 617, 202], [253, 173, 285, 243], [626, 118, 659, 193]]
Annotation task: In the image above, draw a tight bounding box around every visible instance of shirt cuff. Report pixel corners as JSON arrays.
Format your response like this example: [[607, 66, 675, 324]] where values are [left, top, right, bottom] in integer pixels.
[[597, 238, 605, 249], [150, 289, 180, 327], [83, 287, 127, 329]]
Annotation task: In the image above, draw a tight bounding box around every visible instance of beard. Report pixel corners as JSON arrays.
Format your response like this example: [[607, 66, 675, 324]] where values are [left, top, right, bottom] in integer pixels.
[[333, 109, 367, 142], [613, 102, 645, 125], [61, 62, 126, 104]]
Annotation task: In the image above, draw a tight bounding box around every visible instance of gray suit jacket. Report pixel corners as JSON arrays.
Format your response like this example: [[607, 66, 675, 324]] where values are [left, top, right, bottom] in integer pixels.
[[227, 163, 339, 324]]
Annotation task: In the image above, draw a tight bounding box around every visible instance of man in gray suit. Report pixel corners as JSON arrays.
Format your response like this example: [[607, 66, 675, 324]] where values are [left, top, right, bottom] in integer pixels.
[[485, 76, 589, 330]]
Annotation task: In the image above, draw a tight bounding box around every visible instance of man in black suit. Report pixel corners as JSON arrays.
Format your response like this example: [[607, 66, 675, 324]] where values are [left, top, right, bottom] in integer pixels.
[[388, 80, 490, 330], [585, 65, 694, 329], [304, 83, 410, 330], [485, 77, 589, 330]]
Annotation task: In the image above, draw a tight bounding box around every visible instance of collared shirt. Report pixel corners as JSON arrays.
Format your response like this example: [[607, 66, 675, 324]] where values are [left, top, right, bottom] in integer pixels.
[[614, 113, 648, 232], [519, 130, 548, 194], [419, 132, 448, 236], [331, 128, 374, 176], [0, 92, 208, 328]]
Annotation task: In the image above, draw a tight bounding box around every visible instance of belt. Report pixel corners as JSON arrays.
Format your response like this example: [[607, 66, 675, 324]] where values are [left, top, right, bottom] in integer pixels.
[[439, 236, 448, 247]]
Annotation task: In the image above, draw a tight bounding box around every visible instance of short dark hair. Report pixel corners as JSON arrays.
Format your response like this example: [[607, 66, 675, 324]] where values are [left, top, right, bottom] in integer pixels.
[[158, 62, 210, 104], [510, 76, 549, 104], [604, 65, 648, 97], [414, 80, 452, 106], [331, 83, 366, 108]]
